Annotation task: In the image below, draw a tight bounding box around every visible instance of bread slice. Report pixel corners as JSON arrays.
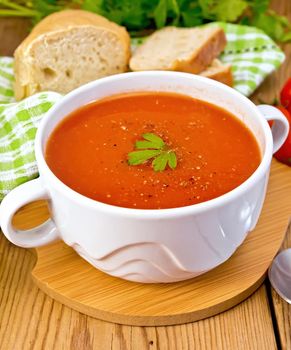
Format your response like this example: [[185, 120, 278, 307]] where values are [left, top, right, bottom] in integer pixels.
[[200, 59, 233, 86], [14, 10, 130, 100], [129, 26, 226, 74]]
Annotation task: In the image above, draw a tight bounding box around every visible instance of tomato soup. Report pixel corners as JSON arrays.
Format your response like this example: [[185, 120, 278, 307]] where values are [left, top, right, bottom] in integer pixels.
[[45, 92, 261, 209]]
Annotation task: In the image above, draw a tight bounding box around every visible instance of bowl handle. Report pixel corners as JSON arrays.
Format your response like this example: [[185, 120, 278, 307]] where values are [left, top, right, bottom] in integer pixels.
[[257, 104, 289, 154], [0, 178, 59, 248]]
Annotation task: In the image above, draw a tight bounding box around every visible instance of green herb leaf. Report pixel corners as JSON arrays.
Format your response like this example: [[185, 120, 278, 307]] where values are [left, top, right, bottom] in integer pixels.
[[135, 133, 165, 150], [249, 0, 270, 16], [250, 12, 291, 42], [142, 133, 165, 147], [135, 140, 159, 149], [281, 32, 291, 43], [198, 0, 248, 22], [212, 0, 248, 22], [0, 0, 289, 42], [154, 0, 168, 28], [167, 0, 180, 18], [127, 133, 177, 171], [128, 149, 162, 165], [168, 151, 177, 169], [152, 152, 169, 171], [181, 7, 204, 27]]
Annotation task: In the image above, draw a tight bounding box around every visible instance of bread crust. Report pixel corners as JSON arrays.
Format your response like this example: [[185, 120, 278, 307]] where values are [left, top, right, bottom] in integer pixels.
[[200, 59, 233, 86], [173, 28, 226, 73], [14, 10, 130, 100]]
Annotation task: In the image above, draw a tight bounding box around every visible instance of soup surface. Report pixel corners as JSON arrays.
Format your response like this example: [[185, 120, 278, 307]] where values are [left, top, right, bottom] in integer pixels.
[[45, 92, 261, 209]]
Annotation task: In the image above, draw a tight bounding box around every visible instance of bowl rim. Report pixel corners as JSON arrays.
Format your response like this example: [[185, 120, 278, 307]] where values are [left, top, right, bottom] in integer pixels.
[[35, 71, 273, 219]]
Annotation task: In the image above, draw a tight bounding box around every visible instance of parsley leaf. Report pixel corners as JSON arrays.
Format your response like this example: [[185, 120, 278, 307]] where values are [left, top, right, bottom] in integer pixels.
[[154, 0, 167, 28], [249, 0, 270, 15], [168, 151, 177, 169], [128, 149, 162, 165], [0, 0, 290, 42], [128, 133, 178, 172], [250, 11, 291, 42], [152, 152, 169, 171], [139, 133, 165, 148], [281, 32, 291, 43], [198, 0, 248, 22]]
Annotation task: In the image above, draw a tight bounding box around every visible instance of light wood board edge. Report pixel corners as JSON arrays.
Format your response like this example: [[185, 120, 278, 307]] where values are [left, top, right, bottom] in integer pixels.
[[31, 268, 268, 326]]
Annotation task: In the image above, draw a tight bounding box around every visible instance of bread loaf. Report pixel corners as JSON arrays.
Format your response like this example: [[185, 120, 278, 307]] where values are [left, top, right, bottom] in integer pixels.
[[200, 59, 233, 86], [129, 26, 226, 74], [14, 10, 130, 100]]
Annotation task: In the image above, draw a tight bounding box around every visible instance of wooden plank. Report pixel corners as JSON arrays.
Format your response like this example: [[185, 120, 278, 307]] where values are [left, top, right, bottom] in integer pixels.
[[0, 18, 30, 56], [270, 224, 291, 350], [0, 234, 277, 350], [252, 0, 291, 105], [256, 1, 291, 350]]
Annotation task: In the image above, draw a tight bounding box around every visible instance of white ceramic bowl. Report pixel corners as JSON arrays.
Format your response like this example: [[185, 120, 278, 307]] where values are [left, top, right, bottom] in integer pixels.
[[0, 72, 288, 283]]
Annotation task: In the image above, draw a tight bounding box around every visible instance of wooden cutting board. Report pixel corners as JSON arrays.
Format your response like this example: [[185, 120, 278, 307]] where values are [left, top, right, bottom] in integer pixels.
[[12, 159, 291, 326]]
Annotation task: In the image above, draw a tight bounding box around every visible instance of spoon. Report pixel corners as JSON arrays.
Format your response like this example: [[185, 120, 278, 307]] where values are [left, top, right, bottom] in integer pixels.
[[268, 248, 291, 304]]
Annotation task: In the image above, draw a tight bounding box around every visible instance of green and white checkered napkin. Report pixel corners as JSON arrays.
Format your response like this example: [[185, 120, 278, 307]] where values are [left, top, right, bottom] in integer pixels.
[[0, 23, 285, 201]]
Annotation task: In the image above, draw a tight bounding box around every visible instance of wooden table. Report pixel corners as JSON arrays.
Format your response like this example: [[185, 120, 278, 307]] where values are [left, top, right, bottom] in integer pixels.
[[0, 1, 290, 348]]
